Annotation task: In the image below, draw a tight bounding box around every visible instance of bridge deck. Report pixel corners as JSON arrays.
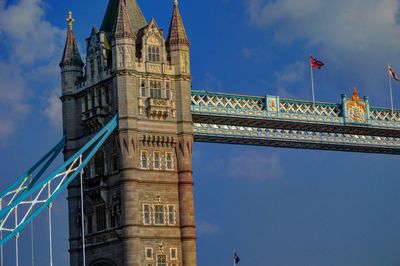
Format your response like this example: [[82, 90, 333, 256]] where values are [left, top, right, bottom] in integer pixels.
[[191, 90, 400, 154]]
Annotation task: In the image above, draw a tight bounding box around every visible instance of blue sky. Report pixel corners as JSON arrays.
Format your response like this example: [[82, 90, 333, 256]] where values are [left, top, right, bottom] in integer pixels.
[[1, 0, 400, 265]]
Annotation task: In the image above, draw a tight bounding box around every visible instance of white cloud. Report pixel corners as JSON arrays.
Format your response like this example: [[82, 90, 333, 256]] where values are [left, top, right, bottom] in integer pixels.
[[245, 0, 400, 103], [227, 151, 283, 181], [197, 221, 222, 236], [274, 62, 308, 98], [42, 88, 62, 128], [0, 0, 64, 142], [0, 0, 64, 64], [0, 63, 30, 142]]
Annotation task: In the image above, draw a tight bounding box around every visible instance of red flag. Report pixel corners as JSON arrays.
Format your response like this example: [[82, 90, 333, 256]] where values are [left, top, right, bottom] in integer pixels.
[[310, 56, 325, 69], [388, 65, 400, 81]]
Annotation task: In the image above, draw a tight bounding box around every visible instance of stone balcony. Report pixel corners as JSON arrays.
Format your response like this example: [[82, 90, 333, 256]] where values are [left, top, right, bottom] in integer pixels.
[[139, 97, 176, 119], [81, 105, 112, 132]]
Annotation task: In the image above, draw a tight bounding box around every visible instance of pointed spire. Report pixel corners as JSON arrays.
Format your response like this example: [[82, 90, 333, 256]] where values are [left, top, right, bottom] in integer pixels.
[[101, 0, 147, 34], [113, 0, 135, 39], [60, 11, 84, 67], [167, 0, 189, 47]]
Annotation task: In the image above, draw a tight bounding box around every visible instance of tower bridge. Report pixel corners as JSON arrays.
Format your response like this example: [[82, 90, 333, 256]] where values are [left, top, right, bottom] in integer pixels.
[[1, 0, 400, 266]]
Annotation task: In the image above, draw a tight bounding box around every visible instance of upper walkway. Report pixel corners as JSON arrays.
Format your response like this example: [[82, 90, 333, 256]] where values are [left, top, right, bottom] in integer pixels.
[[191, 89, 400, 154]]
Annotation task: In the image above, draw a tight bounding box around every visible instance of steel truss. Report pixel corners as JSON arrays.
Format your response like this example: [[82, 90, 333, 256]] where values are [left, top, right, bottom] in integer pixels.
[[191, 91, 400, 137], [193, 123, 400, 154], [0, 115, 118, 250]]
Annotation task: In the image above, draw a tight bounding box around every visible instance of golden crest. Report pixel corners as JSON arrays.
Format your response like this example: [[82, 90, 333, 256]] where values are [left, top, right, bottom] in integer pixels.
[[346, 88, 366, 123], [269, 98, 277, 111]]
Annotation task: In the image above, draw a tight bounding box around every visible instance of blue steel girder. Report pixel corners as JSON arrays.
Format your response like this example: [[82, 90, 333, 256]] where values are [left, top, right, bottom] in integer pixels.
[[191, 90, 400, 154], [193, 123, 400, 155], [191, 90, 400, 138]]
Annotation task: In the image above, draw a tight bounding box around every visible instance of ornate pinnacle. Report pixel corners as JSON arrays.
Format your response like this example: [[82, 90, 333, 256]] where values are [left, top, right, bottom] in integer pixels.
[[174, 0, 178, 6], [66, 11, 75, 31]]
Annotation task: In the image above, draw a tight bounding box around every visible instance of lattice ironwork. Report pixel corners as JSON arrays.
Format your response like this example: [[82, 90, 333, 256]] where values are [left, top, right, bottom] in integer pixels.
[[279, 100, 341, 117], [370, 109, 400, 122], [191, 92, 264, 111]]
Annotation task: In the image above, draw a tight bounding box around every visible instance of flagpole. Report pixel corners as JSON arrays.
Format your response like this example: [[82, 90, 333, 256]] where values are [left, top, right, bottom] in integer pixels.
[[388, 64, 394, 113], [310, 62, 316, 104]]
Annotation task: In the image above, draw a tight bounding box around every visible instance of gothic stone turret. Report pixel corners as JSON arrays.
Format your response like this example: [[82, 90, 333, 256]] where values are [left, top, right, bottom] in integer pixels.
[[60, 1, 196, 265]]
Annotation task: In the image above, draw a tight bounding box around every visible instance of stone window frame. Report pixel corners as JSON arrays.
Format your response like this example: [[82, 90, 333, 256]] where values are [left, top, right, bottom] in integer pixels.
[[156, 254, 167, 266], [110, 153, 119, 173], [150, 80, 162, 99], [142, 204, 152, 225], [167, 204, 176, 226], [93, 150, 105, 177], [95, 205, 107, 232], [86, 213, 93, 234], [165, 152, 174, 171], [140, 150, 149, 170], [153, 204, 166, 225], [140, 79, 147, 97], [145, 247, 154, 260], [153, 151, 162, 170], [165, 81, 172, 100], [169, 248, 178, 260], [147, 45, 160, 63]]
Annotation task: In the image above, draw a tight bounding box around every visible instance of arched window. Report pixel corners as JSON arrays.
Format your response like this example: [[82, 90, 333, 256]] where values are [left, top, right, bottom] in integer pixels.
[[148, 45, 160, 62]]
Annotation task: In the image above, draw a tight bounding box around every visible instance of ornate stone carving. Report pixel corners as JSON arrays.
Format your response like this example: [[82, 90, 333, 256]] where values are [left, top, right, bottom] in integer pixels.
[[141, 134, 175, 147], [346, 88, 367, 123], [147, 64, 162, 73], [147, 98, 176, 119], [111, 193, 121, 227], [269, 98, 277, 111]]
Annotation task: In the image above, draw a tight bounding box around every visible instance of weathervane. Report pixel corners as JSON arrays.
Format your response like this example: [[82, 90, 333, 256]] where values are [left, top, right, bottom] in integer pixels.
[[66, 11, 74, 31]]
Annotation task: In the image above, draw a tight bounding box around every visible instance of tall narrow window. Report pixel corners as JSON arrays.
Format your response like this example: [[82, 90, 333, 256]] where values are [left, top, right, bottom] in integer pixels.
[[96, 205, 106, 231], [105, 89, 110, 105], [170, 248, 178, 260], [111, 153, 118, 172], [145, 247, 153, 260], [165, 82, 171, 99], [157, 255, 167, 266], [153, 152, 161, 170], [84, 95, 88, 111], [148, 46, 160, 62], [141, 151, 149, 169], [143, 204, 151, 225], [140, 151, 149, 169], [90, 59, 95, 78], [87, 214, 93, 234], [91, 92, 95, 109], [154, 205, 165, 225], [98, 89, 103, 106], [168, 205, 175, 225], [94, 151, 104, 176], [140, 80, 147, 97], [150, 81, 162, 99], [110, 208, 115, 228], [97, 56, 102, 74], [166, 153, 173, 170], [82, 165, 90, 180]]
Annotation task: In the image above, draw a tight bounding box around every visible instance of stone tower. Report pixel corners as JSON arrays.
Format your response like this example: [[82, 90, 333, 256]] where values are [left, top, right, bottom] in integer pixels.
[[60, 1, 197, 265]]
